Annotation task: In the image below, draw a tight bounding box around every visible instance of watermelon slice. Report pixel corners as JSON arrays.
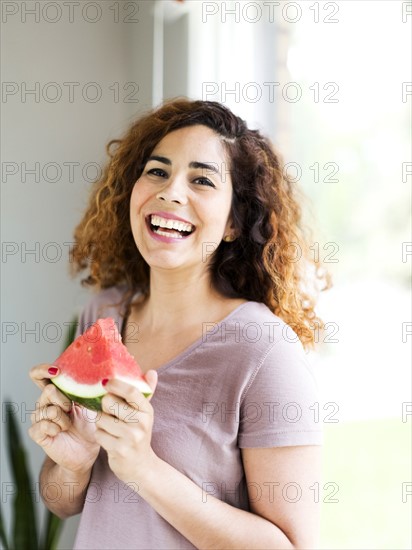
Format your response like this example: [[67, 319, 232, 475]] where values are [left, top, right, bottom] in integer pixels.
[[51, 317, 152, 411]]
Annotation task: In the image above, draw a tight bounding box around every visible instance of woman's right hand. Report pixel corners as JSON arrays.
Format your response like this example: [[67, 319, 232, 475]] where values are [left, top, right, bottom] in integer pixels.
[[29, 364, 100, 475]]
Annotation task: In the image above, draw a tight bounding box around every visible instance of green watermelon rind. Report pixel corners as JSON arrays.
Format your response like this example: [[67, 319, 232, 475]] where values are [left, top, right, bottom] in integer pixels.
[[52, 384, 105, 411], [51, 378, 153, 412]]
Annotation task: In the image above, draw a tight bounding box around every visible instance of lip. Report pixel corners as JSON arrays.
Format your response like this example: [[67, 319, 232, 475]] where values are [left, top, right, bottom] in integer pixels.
[[147, 211, 194, 226]]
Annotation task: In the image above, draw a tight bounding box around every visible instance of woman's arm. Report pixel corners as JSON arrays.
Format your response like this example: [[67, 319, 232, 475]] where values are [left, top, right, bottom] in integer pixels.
[[137, 445, 321, 550], [39, 456, 92, 519]]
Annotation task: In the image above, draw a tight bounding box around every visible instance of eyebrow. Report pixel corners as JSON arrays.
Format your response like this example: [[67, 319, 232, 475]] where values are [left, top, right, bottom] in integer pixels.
[[147, 156, 221, 178], [190, 161, 220, 177], [147, 155, 171, 165]]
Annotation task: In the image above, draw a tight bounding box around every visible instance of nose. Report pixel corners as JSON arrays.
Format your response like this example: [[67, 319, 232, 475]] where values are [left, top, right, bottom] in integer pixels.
[[156, 175, 187, 205]]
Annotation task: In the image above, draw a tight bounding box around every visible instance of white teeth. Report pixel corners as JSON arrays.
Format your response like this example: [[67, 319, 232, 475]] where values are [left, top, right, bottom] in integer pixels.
[[154, 228, 183, 239], [150, 215, 193, 233]]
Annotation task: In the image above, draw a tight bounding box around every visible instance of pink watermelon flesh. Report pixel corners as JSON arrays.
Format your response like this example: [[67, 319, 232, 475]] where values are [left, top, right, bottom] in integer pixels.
[[51, 318, 152, 411]]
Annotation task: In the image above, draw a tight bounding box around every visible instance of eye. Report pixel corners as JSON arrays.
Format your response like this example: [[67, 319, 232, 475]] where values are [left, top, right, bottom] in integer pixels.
[[147, 168, 168, 178], [193, 177, 216, 188]]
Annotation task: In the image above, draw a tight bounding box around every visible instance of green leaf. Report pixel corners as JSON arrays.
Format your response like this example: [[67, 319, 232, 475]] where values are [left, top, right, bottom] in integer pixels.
[[41, 510, 62, 550], [5, 402, 38, 549], [0, 504, 9, 550]]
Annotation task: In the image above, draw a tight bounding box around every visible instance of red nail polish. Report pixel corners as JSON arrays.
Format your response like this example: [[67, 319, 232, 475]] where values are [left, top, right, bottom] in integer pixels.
[[48, 367, 58, 375], [102, 378, 109, 386]]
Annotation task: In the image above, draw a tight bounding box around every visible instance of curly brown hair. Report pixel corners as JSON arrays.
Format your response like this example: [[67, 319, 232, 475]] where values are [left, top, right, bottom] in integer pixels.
[[71, 98, 330, 348]]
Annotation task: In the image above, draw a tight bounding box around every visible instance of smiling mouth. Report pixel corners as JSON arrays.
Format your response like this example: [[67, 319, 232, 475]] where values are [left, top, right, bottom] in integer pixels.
[[146, 214, 195, 239]]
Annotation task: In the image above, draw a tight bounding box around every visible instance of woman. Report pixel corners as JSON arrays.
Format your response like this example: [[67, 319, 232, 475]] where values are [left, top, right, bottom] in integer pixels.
[[30, 99, 329, 549]]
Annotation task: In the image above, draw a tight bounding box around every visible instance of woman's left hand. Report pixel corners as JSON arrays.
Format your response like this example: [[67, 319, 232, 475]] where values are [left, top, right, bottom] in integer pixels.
[[94, 371, 158, 483]]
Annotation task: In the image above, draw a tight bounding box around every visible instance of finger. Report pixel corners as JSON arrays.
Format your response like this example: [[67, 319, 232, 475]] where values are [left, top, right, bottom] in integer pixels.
[[29, 363, 60, 390], [94, 426, 119, 452], [31, 404, 72, 432], [94, 410, 126, 438], [70, 404, 99, 423], [101, 394, 141, 425], [37, 383, 72, 413], [28, 419, 62, 447], [145, 370, 158, 400], [103, 379, 151, 410]]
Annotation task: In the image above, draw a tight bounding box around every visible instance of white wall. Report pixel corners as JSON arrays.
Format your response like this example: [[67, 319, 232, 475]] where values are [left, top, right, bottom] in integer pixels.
[[1, 2, 155, 547]]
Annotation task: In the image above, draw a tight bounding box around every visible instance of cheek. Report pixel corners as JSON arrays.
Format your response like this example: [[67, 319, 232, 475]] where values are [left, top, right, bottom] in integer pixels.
[[130, 181, 147, 215], [130, 182, 140, 206], [212, 194, 233, 230], [129, 185, 144, 234], [129, 182, 136, 202]]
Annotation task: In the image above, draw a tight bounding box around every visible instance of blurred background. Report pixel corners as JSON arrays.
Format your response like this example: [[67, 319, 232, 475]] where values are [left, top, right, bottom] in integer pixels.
[[1, 1, 411, 548]]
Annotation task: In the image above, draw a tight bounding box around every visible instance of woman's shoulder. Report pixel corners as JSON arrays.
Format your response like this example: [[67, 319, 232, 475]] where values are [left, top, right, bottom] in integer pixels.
[[234, 300, 286, 323], [200, 299, 306, 365], [225, 300, 296, 343]]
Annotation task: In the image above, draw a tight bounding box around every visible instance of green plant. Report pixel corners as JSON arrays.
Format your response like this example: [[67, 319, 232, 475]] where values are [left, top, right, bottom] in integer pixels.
[[0, 402, 62, 550], [0, 317, 78, 550]]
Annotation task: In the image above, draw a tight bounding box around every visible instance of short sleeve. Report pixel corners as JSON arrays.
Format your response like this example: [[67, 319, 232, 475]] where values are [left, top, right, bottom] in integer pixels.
[[238, 338, 323, 448]]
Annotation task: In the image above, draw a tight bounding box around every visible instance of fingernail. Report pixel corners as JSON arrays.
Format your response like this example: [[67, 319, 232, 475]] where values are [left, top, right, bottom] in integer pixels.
[[102, 378, 109, 386], [48, 367, 58, 375]]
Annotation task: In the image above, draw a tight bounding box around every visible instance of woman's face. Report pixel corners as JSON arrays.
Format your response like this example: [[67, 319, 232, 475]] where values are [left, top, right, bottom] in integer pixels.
[[130, 124, 234, 274]]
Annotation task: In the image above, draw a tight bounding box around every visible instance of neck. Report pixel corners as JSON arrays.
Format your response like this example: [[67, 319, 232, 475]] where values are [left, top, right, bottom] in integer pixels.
[[137, 267, 225, 332]]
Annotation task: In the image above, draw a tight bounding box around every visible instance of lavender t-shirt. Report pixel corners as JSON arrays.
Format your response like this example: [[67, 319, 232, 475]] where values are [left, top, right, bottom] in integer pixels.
[[73, 286, 322, 550]]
